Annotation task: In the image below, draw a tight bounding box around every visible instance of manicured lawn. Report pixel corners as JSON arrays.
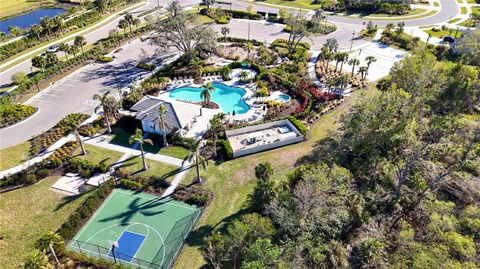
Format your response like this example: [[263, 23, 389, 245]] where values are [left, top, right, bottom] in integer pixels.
[[0, 0, 55, 19], [244, 0, 321, 10], [0, 142, 30, 171], [0, 176, 94, 268], [461, 7, 468, 14], [424, 29, 462, 38], [117, 155, 180, 183], [367, 7, 427, 18], [110, 127, 190, 159], [433, 1, 440, 7], [460, 18, 477, 27], [173, 89, 379, 268], [72, 144, 124, 167], [448, 18, 462, 24], [466, 0, 480, 3]]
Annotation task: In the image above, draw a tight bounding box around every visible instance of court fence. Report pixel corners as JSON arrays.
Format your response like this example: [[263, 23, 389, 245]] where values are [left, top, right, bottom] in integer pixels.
[[68, 208, 204, 269]]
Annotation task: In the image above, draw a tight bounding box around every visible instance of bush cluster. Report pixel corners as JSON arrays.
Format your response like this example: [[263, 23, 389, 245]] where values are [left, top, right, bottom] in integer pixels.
[[29, 113, 89, 156], [0, 104, 37, 128], [118, 178, 143, 190], [67, 158, 108, 178], [96, 55, 113, 62], [283, 116, 308, 137], [136, 62, 156, 71], [220, 139, 234, 160], [201, 8, 261, 24], [0, 161, 55, 190]]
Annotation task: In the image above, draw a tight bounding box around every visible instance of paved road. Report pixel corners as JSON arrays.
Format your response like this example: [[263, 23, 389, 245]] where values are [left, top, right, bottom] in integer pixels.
[[213, 19, 366, 51], [0, 0, 199, 87], [0, 38, 173, 149], [0, 0, 459, 87], [326, 0, 459, 27]]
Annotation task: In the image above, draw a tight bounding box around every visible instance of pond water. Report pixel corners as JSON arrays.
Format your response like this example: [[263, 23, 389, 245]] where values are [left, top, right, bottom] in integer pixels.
[[0, 8, 65, 34]]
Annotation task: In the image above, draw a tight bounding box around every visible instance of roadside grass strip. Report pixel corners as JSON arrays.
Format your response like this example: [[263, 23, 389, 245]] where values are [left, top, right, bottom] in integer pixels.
[[68, 189, 202, 269]]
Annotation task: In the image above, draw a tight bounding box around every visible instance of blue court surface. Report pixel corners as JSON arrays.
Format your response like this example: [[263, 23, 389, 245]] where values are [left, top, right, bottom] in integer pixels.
[[109, 231, 146, 262]]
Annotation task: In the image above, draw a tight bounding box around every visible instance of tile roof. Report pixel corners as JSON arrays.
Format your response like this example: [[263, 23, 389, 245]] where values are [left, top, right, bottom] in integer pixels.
[[130, 95, 181, 130]]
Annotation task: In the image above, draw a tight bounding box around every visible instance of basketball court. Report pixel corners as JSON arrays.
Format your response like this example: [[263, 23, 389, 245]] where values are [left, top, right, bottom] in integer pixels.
[[68, 189, 202, 269]]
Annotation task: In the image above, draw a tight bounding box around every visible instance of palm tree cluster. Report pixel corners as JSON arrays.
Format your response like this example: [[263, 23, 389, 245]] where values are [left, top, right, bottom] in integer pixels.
[[29, 16, 64, 40], [93, 91, 120, 134], [118, 13, 141, 34]]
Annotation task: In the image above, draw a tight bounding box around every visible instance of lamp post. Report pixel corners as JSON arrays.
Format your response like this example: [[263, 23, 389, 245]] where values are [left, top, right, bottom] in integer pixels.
[[349, 31, 355, 52]]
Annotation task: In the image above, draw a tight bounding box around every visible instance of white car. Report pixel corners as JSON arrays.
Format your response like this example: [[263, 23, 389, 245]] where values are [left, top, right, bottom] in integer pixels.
[[46, 45, 59, 53]]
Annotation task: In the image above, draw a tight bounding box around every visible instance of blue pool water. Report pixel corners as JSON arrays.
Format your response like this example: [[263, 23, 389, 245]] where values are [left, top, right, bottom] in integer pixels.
[[0, 8, 65, 34], [277, 94, 291, 102], [169, 83, 250, 114]]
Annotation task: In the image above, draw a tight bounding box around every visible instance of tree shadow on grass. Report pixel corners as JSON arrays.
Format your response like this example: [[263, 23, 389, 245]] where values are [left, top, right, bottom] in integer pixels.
[[53, 187, 96, 212], [183, 207, 251, 248], [295, 136, 340, 167]]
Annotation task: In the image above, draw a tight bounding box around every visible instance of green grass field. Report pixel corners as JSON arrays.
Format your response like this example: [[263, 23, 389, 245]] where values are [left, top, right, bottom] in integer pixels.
[[424, 29, 463, 38], [447, 18, 462, 24], [461, 7, 468, 14], [0, 0, 55, 19], [117, 156, 180, 183], [243, 0, 321, 10], [0, 142, 30, 171], [433, 1, 440, 7], [110, 128, 190, 159], [73, 144, 124, 167], [0, 176, 94, 268], [68, 189, 202, 268], [173, 89, 379, 268], [367, 7, 427, 18]]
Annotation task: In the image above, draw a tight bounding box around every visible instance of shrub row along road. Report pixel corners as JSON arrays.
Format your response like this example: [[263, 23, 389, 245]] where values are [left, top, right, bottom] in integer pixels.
[[0, 0, 198, 87], [0, 0, 459, 87]]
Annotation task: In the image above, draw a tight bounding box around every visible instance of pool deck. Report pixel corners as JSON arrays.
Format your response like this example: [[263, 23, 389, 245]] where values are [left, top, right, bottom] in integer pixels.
[[156, 68, 272, 139]]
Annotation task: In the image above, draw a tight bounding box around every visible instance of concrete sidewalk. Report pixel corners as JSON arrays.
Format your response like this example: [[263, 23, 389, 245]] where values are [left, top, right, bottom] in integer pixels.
[[83, 135, 184, 166]]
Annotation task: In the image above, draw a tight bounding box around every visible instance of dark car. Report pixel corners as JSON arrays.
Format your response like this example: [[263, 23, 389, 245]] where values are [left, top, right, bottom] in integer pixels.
[[443, 36, 455, 43]]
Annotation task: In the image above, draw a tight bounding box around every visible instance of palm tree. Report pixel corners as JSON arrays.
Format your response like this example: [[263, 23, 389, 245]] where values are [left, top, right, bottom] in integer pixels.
[[182, 140, 207, 184], [124, 13, 135, 32], [40, 17, 54, 36], [129, 128, 153, 171], [209, 116, 225, 157], [325, 38, 339, 53], [221, 26, 230, 41], [66, 121, 86, 155], [155, 104, 170, 147], [74, 35, 87, 53], [118, 18, 128, 34], [53, 16, 64, 32], [334, 52, 342, 72], [201, 82, 215, 105], [22, 249, 49, 269], [365, 56, 377, 73], [192, 57, 204, 80], [69, 44, 79, 57], [35, 231, 62, 264], [385, 23, 395, 34], [59, 43, 70, 60], [339, 53, 348, 73], [93, 91, 119, 134], [358, 66, 368, 82], [30, 24, 43, 40], [245, 41, 253, 60], [238, 70, 249, 82], [348, 58, 360, 77]]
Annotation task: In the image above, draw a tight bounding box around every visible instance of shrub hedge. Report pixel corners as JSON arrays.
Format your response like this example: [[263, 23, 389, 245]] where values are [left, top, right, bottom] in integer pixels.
[[58, 179, 115, 240], [283, 116, 308, 137], [220, 139, 234, 160], [0, 104, 38, 128], [96, 55, 113, 62], [136, 62, 156, 71]]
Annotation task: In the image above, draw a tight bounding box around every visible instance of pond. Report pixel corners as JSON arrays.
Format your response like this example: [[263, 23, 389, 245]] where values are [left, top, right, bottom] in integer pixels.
[[0, 8, 65, 34]]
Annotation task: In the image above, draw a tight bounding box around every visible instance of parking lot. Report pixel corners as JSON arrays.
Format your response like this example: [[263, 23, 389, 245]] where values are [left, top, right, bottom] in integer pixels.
[[0, 38, 171, 149]]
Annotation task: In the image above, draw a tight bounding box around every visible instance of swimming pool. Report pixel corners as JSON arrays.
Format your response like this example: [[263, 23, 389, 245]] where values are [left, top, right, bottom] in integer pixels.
[[277, 94, 291, 103], [169, 83, 250, 114]]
